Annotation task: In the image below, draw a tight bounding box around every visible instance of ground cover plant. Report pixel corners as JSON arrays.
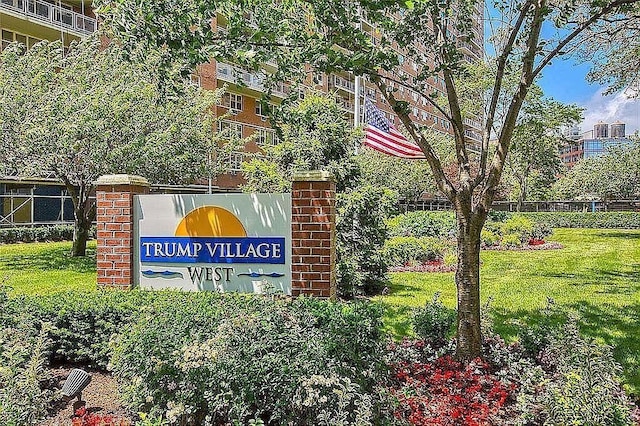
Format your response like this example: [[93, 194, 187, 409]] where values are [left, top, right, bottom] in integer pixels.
[[380, 228, 640, 398]]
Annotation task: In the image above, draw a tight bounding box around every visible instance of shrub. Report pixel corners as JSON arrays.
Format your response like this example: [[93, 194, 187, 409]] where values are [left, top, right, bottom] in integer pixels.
[[411, 293, 456, 345], [522, 211, 640, 229], [110, 294, 387, 425], [500, 214, 534, 243], [387, 211, 456, 239], [0, 291, 53, 425], [16, 290, 159, 368], [382, 236, 447, 266], [501, 233, 522, 247], [531, 221, 552, 241], [336, 185, 397, 297], [540, 319, 634, 425], [0, 225, 95, 244], [480, 229, 500, 247]]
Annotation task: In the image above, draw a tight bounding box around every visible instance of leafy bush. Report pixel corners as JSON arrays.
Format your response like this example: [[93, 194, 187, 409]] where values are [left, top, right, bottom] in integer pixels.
[[522, 211, 640, 229], [15, 290, 159, 368], [500, 214, 534, 243], [0, 288, 53, 425], [480, 229, 500, 247], [539, 320, 635, 425], [411, 293, 456, 345], [501, 233, 523, 247], [382, 236, 447, 266], [336, 185, 397, 297], [0, 225, 95, 244], [531, 221, 552, 241], [110, 294, 387, 425], [387, 211, 456, 239]]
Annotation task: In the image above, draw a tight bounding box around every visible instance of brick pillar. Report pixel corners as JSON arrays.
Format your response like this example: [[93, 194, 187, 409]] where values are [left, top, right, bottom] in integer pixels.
[[291, 171, 337, 299], [95, 174, 149, 289]]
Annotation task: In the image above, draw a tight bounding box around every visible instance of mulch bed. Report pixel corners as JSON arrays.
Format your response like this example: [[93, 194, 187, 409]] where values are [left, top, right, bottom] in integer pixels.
[[39, 365, 135, 426], [483, 242, 564, 251], [390, 241, 563, 273]]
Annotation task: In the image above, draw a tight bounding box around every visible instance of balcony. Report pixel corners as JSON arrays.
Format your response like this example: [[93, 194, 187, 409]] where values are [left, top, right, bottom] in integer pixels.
[[0, 0, 97, 37], [216, 62, 289, 98], [328, 74, 355, 94]]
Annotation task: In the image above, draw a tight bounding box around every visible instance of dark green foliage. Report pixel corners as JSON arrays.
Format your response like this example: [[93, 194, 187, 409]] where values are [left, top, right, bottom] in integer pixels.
[[241, 94, 361, 193], [11, 290, 161, 368], [382, 236, 448, 266], [411, 293, 456, 345], [387, 211, 457, 239], [539, 319, 635, 425], [522, 212, 640, 229], [336, 186, 398, 297], [0, 225, 94, 244], [0, 288, 53, 425], [110, 294, 387, 424]]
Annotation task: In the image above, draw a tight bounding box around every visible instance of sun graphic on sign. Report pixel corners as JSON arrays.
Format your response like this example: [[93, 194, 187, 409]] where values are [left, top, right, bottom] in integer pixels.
[[174, 206, 247, 237]]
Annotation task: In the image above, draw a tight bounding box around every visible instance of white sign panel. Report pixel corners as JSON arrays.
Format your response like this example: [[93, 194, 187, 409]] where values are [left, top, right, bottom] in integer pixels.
[[134, 194, 291, 294]]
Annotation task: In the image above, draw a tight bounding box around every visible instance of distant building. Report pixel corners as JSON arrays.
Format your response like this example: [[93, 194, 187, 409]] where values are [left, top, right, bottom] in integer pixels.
[[559, 121, 633, 168], [610, 121, 626, 138], [593, 121, 609, 138]]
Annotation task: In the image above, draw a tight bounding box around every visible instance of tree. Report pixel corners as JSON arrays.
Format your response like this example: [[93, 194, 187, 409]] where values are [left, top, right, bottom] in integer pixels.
[[242, 94, 394, 297], [356, 129, 455, 204], [506, 87, 583, 210], [241, 93, 361, 193], [579, 3, 640, 95], [553, 140, 640, 200], [97, 0, 640, 359], [0, 38, 229, 256]]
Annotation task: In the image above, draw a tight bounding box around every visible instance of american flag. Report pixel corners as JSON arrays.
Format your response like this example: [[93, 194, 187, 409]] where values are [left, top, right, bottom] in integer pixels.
[[363, 99, 425, 159]]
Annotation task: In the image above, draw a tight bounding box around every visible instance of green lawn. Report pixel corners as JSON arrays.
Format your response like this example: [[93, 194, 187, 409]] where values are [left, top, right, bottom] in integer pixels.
[[379, 228, 640, 395], [0, 241, 97, 295]]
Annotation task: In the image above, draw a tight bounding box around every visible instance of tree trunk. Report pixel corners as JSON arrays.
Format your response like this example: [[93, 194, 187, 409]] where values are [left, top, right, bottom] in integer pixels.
[[453, 205, 486, 361], [67, 182, 96, 257], [71, 214, 91, 257], [516, 179, 527, 212]]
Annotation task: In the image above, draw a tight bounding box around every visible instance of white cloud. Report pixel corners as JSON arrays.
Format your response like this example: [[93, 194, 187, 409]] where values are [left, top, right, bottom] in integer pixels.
[[579, 88, 640, 136]]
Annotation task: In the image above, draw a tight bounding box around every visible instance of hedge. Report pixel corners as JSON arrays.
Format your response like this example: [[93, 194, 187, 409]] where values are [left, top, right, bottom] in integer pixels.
[[521, 212, 640, 229], [0, 225, 96, 244]]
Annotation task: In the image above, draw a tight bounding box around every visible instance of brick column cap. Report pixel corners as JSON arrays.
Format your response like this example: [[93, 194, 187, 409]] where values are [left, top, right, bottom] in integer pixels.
[[292, 170, 335, 182], [95, 174, 150, 187]]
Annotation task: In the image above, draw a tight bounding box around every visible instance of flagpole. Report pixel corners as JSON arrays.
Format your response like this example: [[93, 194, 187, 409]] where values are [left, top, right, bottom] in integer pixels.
[[353, 4, 362, 130]]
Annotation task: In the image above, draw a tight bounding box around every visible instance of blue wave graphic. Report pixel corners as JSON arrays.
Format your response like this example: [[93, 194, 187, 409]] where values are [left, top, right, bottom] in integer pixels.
[[237, 271, 285, 278], [142, 270, 184, 279]]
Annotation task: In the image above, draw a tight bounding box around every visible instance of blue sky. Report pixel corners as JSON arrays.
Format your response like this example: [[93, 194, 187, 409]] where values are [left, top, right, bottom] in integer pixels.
[[483, 5, 640, 137], [539, 54, 640, 135], [538, 58, 640, 136]]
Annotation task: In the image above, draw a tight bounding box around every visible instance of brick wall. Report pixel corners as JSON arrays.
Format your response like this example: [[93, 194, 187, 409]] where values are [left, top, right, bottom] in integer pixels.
[[95, 175, 149, 289], [291, 171, 337, 299]]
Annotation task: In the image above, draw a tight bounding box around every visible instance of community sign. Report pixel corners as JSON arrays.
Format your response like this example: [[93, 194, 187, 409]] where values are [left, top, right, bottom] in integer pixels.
[[134, 194, 292, 294]]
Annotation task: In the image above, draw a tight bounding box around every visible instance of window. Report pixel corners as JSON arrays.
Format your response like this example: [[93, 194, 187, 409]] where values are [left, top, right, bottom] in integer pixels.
[[218, 121, 243, 139], [0, 30, 41, 52], [313, 72, 324, 85], [227, 152, 244, 174], [255, 101, 275, 118], [220, 93, 243, 112], [255, 128, 276, 147]]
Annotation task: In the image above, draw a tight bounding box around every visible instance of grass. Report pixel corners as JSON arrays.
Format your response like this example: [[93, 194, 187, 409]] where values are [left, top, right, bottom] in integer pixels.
[[0, 241, 97, 295], [378, 228, 640, 396]]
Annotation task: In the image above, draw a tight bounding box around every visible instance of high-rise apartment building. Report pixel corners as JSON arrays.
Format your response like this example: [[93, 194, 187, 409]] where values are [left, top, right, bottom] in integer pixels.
[[1, 2, 484, 225]]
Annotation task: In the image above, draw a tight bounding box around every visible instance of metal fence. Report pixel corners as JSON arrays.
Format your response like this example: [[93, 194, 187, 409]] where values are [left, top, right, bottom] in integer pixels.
[[399, 199, 640, 213]]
